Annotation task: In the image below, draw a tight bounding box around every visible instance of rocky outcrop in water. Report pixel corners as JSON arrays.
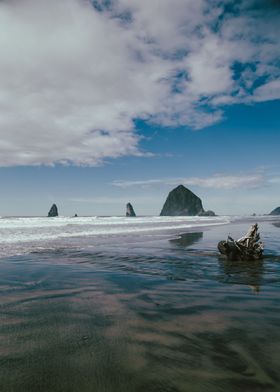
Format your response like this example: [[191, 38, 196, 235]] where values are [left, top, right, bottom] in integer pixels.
[[160, 185, 210, 216], [126, 202, 136, 217], [269, 207, 280, 215], [198, 210, 216, 217], [48, 204, 58, 217]]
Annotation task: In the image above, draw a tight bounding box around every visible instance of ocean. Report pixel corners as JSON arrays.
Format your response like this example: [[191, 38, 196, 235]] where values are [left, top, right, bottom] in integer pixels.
[[0, 215, 280, 391]]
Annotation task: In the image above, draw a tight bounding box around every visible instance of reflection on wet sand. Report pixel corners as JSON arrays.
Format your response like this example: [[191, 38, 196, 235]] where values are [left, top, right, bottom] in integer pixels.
[[1, 260, 279, 392], [218, 259, 264, 293], [1, 222, 280, 392], [170, 232, 203, 248]]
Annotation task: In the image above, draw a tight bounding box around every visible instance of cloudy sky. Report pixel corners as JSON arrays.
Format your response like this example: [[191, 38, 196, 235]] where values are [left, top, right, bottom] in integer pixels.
[[0, 0, 279, 215]]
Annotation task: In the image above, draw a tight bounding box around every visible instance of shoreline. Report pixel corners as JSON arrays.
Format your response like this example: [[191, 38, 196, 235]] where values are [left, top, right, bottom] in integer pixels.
[[0, 215, 279, 260], [0, 219, 280, 391]]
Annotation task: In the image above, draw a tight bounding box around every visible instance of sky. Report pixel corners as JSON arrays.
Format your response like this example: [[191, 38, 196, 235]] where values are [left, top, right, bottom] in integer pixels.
[[0, 0, 279, 216]]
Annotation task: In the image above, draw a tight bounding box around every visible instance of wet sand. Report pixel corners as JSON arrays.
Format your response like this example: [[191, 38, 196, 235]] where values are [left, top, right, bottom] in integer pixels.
[[1, 221, 280, 391]]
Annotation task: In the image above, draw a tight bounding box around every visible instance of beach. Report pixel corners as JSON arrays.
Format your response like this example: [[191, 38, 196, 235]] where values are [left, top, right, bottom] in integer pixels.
[[1, 0, 279, 390], [1, 217, 280, 391]]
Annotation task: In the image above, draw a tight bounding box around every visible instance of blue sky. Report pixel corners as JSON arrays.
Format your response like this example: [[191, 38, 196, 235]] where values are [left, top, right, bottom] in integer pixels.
[[0, 0, 279, 216]]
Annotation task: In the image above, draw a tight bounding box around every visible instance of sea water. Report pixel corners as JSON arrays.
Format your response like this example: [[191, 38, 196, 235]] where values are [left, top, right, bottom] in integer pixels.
[[0, 215, 232, 257], [0, 216, 280, 392]]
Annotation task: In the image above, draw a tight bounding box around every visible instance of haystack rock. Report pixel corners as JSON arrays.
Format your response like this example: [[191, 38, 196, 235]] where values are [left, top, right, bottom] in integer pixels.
[[160, 185, 214, 216], [126, 202, 136, 217], [48, 204, 58, 217], [269, 207, 280, 215]]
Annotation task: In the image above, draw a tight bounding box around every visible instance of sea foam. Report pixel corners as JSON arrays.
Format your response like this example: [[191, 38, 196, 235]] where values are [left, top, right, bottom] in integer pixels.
[[0, 215, 232, 257]]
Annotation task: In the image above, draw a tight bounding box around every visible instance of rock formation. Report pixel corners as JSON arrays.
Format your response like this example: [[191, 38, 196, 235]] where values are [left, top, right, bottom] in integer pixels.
[[218, 223, 263, 261], [48, 204, 58, 217], [269, 207, 280, 215], [160, 185, 213, 216], [198, 210, 216, 217], [126, 202, 136, 217]]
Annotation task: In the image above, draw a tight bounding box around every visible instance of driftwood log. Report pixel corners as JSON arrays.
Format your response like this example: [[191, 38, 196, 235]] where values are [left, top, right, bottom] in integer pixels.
[[218, 223, 263, 261]]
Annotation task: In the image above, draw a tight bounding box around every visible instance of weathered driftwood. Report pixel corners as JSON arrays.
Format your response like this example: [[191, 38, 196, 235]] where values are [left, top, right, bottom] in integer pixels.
[[218, 223, 263, 261]]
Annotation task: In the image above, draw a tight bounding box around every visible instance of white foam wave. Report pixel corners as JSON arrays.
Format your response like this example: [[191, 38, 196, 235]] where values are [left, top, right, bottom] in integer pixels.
[[0, 215, 226, 229], [1, 222, 228, 244]]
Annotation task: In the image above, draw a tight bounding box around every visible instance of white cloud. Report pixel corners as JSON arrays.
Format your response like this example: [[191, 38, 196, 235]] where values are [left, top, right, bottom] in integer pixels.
[[268, 177, 280, 184], [252, 79, 280, 102], [0, 0, 279, 166], [113, 173, 266, 190]]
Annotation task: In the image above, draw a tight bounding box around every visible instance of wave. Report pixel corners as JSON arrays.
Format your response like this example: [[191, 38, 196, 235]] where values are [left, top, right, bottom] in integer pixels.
[[0, 221, 229, 244], [1, 215, 274, 258], [0, 215, 232, 257], [0, 215, 228, 229]]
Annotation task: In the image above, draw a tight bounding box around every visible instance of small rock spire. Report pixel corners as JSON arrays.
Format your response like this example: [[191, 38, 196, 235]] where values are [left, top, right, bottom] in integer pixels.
[[48, 204, 58, 217], [126, 202, 136, 217]]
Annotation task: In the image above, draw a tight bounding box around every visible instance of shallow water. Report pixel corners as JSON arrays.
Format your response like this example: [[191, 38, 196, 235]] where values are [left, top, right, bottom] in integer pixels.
[[0, 215, 231, 257], [0, 220, 280, 391]]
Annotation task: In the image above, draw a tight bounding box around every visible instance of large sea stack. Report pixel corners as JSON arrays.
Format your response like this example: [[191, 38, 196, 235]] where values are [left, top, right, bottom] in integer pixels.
[[126, 202, 136, 217], [269, 207, 280, 215], [48, 204, 58, 217], [160, 185, 207, 216]]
